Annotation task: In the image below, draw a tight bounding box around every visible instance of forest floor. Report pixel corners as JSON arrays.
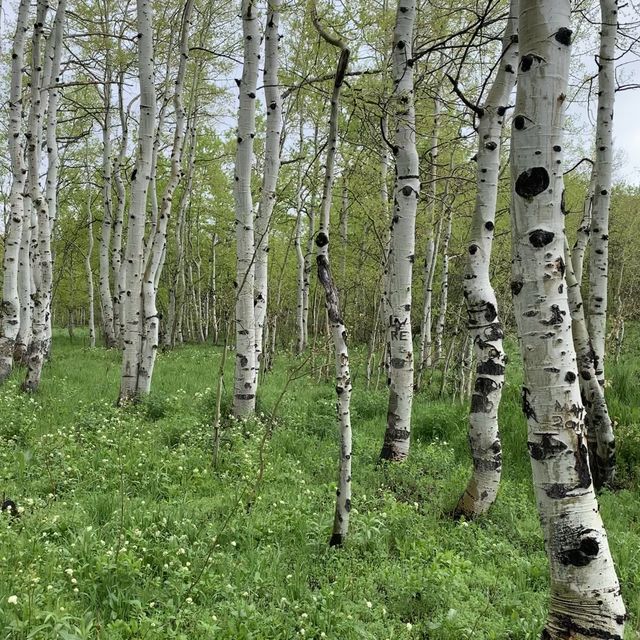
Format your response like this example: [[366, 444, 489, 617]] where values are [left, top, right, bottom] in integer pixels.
[[0, 331, 639, 639]]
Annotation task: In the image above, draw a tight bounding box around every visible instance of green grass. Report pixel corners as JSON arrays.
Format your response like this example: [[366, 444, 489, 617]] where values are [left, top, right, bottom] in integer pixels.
[[0, 332, 639, 639]]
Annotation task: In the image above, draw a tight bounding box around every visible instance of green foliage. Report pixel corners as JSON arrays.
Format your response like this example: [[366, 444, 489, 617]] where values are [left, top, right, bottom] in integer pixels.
[[0, 333, 639, 639]]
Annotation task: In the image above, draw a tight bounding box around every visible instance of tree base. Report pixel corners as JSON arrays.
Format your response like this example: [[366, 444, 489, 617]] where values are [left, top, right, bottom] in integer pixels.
[[329, 532, 344, 548]]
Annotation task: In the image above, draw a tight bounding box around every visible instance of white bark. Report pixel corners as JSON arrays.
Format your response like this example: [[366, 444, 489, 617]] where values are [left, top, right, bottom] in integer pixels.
[[119, 0, 157, 402], [137, 0, 194, 395], [232, 0, 261, 417], [380, 0, 419, 461], [294, 120, 306, 354], [587, 0, 617, 387], [510, 3, 625, 637], [254, 0, 282, 382], [455, 0, 518, 519], [0, 0, 30, 381], [86, 206, 96, 348], [571, 167, 595, 287], [311, 6, 352, 546]]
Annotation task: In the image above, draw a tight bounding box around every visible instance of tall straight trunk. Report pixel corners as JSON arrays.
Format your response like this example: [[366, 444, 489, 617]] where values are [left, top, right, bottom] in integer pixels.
[[254, 0, 282, 383], [15, 212, 32, 365], [112, 74, 128, 346], [510, 3, 625, 637], [119, 0, 157, 403], [24, 0, 64, 392], [572, 167, 595, 286], [99, 60, 117, 348], [294, 120, 306, 354], [454, 0, 518, 519], [587, 0, 617, 388], [232, 0, 260, 417], [565, 238, 616, 489], [417, 94, 441, 376], [86, 207, 96, 348], [0, 0, 30, 381], [380, 0, 419, 461], [137, 0, 194, 395], [311, 6, 352, 547]]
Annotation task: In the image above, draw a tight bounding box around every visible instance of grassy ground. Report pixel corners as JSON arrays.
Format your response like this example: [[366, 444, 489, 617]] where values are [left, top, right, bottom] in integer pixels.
[[0, 331, 639, 639]]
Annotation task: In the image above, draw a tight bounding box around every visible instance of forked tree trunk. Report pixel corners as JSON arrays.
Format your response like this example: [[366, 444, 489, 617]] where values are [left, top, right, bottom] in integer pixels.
[[587, 0, 618, 388], [119, 0, 157, 403], [311, 5, 352, 547], [254, 0, 282, 383], [380, 0, 419, 461], [232, 0, 260, 417], [0, 0, 30, 382], [137, 0, 194, 395], [510, 3, 625, 637], [454, 0, 518, 519]]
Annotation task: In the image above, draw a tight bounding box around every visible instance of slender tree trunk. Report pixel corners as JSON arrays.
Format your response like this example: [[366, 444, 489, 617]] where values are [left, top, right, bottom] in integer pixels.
[[0, 0, 30, 381], [311, 6, 352, 547], [294, 130, 306, 354], [137, 0, 194, 395], [233, 0, 260, 417], [254, 0, 282, 384], [587, 0, 617, 388], [571, 167, 595, 286], [380, 0, 419, 461], [119, 0, 157, 403], [510, 3, 625, 637], [86, 206, 96, 348], [455, 0, 518, 519]]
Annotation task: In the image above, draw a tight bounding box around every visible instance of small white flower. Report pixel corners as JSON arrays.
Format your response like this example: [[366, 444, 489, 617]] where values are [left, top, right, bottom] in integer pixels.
[[7, 595, 18, 605], [230, 541, 237, 547], [366, 601, 372, 609], [186, 597, 193, 604], [406, 622, 413, 631]]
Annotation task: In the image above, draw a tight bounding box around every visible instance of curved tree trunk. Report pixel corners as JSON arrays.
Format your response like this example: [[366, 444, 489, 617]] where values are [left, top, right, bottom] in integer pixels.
[[0, 0, 30, 382], [510, 2, 625, 637], [587, 0, 617, 388], [232, 0, 260, 417], [455, 0, 518, 519], [380, 0, 419, 461]]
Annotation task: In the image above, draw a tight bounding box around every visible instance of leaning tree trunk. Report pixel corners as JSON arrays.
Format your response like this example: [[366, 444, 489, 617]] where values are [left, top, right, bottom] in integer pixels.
[[254, 0, 282, 384], [232, 0, 261, 417], [587, 0, 617, 389], [510, 2, 625, 637], [311, 5, 352, 547], [454, 0, 518, 519], [380, 0, 419, 462], [565, 238, 616, 489], [137, 0, 194, 396], [119, 0, 157, 403], [0, 0, 30, 382]]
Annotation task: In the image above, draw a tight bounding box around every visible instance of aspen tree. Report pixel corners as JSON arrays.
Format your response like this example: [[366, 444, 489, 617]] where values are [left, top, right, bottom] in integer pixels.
[[233, 0, 261, 416], [0, 0, 30, 382], [380, 0, 419, 461], [510, 2, 625, 636], [254, 0, 282, 382], [311, 4, 353, 546], [119, 0, 157, 402], [587, 0, 618, 388], [455, 0, 518, 519]]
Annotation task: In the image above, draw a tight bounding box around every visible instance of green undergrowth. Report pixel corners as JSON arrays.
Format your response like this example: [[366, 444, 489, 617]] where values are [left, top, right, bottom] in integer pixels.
[[0, 331, 638, 639]]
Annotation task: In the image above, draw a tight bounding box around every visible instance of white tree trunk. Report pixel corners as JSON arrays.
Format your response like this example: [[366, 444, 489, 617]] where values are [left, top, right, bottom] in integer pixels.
[[119, 0, 157, 403], [294, 120, 306, 354], [380, 0, 419, 461], [0, 0, 30, 381], [311, 6, 352, 546], [587, 0, 617, 388], [254, 0, 282, 383], [86, 206, 96, 348], [137, 0, 194, 395], [455, 0, 518, 519], [571, 167, 595, 287], [232, 0, 261, 417], [510, 2, 625, 636]]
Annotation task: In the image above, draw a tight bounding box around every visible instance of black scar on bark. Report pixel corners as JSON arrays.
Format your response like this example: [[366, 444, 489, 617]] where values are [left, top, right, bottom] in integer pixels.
[[469, 244, 478, 255], [329, 532, 343, 547], [476, 360, 505, 376], [565, 371, 577, 383], [520, 54, 533, 72], [529, 229, 554, 248], [542, 304, 564, 326], [484, 302, 497, 322], [471, 377, 499, 413], [511, 280, 523, 296], [575, 439, 592, 489], [560, 536, 599, 567], [555, 27, 573, 46], [514, 115, 526, 130], [528, 434, 568, 461], [515, 167, 550, 199], [485, 221, 494, 231], [315, 232, 329, 248], [545, 615, 624, 640], [522, 387, 537, 422]]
